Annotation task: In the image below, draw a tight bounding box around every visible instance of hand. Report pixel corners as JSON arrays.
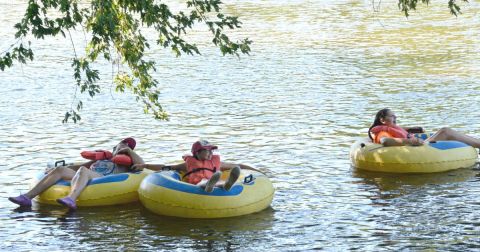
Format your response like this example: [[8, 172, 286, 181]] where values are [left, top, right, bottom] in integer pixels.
[[409, 138, 424, 146], [131, 164, 146, 171]]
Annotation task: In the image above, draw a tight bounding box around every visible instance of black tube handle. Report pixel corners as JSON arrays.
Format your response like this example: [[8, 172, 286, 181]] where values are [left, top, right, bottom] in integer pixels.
[[55, 160, 66, 167], [244, 174, 254, 184]]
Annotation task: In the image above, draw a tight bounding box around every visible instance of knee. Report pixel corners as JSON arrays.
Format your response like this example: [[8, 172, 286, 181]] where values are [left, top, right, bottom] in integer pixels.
[[50, 167, 68, 176], [438, 127, 453, 134], [75, 166, 90, 177]]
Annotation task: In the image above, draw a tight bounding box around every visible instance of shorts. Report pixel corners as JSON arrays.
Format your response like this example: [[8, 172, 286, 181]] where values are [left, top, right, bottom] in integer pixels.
[[90, 160, 117, 176]]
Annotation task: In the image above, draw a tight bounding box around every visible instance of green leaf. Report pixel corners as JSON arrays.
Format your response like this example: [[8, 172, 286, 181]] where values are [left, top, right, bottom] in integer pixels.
[[2, 0, 252, 123]]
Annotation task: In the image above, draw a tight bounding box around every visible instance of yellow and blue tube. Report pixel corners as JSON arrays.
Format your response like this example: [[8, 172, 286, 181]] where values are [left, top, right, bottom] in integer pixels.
[[350, 138, 478, 173], [31, 171, 149, 206], [138, 171, 275, 218]]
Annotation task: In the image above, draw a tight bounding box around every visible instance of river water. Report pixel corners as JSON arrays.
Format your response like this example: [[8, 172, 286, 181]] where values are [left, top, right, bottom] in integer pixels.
[[1, 0, 480, 250]]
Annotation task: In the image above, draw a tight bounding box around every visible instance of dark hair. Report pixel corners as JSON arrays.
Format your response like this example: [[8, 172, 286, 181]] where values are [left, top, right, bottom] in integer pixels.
[[368, 108, 390, 141], [193, 150, 204, 160], [193, 149, 211, 160]]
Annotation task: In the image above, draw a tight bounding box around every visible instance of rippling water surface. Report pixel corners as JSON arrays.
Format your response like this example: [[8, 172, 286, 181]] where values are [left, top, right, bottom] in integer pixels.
[[1, 0, 480, 250]]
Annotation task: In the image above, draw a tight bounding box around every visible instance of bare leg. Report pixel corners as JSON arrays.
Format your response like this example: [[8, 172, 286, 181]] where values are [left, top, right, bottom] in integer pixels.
[[223, 166, 241, 191], [24, 167, 77, 199], [198, 180, 230, 188], [67, 167, 103, 200], [196, 178, 209, 188], [197, 172, 222, 193], [428, 127, 480, 148]]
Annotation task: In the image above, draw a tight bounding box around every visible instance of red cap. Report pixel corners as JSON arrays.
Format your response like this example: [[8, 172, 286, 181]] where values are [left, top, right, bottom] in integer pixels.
[[191, 140, 218, 155], [121, 137, 136, 150]]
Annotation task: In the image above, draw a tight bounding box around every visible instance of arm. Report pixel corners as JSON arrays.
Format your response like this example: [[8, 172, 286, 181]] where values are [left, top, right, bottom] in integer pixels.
[[381, 137, 423, 147], [220, 162, 264, 173], [128, 150, 145, 165], [403, 126, 424, 134], [167, 163, 187, 172], [135, 164, 163, 171], [116, 147, 144, 165], [131, 163, 187, 172]]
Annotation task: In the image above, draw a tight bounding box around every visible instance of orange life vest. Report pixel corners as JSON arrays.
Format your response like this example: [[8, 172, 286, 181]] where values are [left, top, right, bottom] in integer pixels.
[[111, 155, 133, 166], [81, 150, 113, 160], [81, 150, 133, 166], [370, 125, 412, 144], [183, 155, 221, 184]]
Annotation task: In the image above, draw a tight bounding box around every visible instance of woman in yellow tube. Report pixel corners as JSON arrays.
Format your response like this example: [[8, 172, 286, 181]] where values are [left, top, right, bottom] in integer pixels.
[[368, 108, 480, 147]]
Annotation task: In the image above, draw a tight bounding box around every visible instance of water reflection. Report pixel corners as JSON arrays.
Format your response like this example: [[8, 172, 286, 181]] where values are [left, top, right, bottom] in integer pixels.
[[2, 0, 480, 250], [350, 166, 480, 250], [6, 202, 275, 250], [138, 208, 276, 251], [352, 166, 480, 198], [139, 207, 275, 238]]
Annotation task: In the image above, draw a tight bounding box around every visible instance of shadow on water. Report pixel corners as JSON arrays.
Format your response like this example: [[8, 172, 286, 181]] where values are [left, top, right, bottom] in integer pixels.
[[349, 165, 480, 250], [352, 165, 480, 199], [136, 207, 276, 250], [137, 206, 275, 237], [7, 202, 276, 250], [10, 204, 76, 219]]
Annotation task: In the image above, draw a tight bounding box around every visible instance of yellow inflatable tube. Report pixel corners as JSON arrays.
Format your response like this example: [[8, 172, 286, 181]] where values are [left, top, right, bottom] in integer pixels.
[[350, 138, 477, 173], [31, 171, 150, 206], [138, 170, 275, 218]]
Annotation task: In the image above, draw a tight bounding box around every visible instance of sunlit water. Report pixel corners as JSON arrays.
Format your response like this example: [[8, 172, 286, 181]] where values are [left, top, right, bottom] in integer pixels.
[[1, 0, 480, 250]]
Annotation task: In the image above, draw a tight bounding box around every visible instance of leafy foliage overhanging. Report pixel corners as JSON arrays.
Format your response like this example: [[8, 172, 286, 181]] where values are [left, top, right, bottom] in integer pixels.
[[0, 0, 251, 123], [398, 0, 468, 17], [0, 0, 469, 122]]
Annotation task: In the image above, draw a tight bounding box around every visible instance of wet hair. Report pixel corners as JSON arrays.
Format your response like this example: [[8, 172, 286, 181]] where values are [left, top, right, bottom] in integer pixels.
[[368, 108, 391, 141]]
